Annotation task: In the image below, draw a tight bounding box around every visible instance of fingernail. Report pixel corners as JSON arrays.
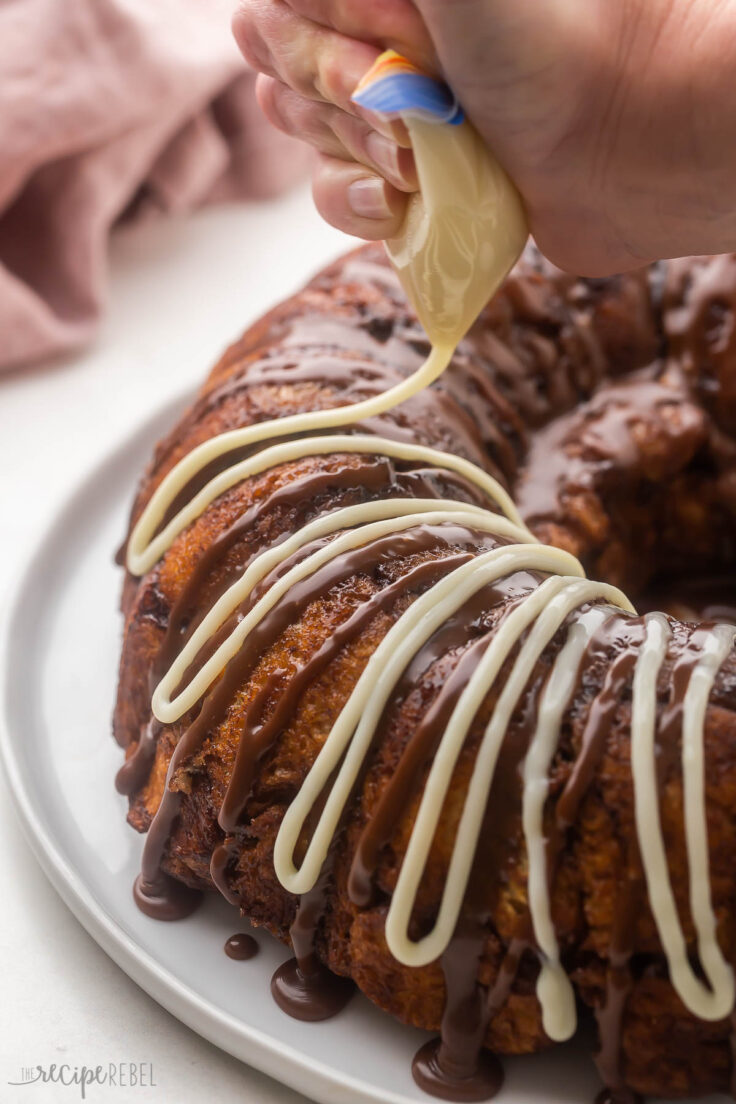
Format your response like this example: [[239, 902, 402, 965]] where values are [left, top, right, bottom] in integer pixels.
[[348, 176, 392, 220], [364, 131, 405, 183]]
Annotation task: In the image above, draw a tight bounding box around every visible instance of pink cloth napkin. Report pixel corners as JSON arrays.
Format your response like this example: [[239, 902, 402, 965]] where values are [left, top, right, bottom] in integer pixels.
[[0, 0, 309, 371]]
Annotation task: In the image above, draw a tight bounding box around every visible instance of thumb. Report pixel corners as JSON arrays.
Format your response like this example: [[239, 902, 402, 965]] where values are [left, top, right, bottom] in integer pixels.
[[412, 0, 601, 164]]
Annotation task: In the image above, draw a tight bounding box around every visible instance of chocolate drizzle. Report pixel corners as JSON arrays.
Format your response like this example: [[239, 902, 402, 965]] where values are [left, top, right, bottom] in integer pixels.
[[348, 630, 494, 908], [271, 860, 355, 1021], [132, 871, 202, 921], [115, 717, 161, 796], [412, 1038, 503, 1103]]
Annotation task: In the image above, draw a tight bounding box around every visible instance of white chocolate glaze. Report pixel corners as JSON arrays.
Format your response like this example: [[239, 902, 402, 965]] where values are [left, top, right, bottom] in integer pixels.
[[152, 497, 527, 725], [682, 625, 736, 1014], [522, 602, 612, 1040], [276, 548, 592, 900], [632, 615, 735, 1020], [129, 344, 461, 575], [383, 578, 631, 973]]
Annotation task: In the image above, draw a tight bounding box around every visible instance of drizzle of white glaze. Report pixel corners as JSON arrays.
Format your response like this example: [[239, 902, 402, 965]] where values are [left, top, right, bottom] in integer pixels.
[[383, 578, 632, 974], [152, 497, 526, 724], [128, 345, 471, 575], [522, 602, 611, 1040], [632, 615, 735, 1020], [275, 549, 591, 901], [682, 625, 736, 1016]]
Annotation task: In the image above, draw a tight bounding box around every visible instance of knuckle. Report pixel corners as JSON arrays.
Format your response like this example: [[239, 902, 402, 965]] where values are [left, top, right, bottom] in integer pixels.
[[315, 45, 346, 102], [232, 2, 277, 73], [256, 76, 286, 129]]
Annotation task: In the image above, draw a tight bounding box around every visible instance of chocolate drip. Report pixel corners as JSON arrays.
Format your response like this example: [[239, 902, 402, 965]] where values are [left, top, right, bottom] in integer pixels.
[[594, 844, 643, 1104], [412, 1038, 503, 1103], [348, 632, 492, 907], [410, 938, 523, 1102], [209, 839, 241, 906], [425, 919, 500, 1101], [524, 616, 646, 1100], [115, 717, 161, 796], [132, 872, 202, 921], [224, 932, 259, 960], [271, 861, 354, 1021], [556, 617, 647, 831]]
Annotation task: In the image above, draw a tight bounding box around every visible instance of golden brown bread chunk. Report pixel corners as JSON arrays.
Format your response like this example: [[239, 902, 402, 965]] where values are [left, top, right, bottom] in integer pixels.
[[115, 243, 736, 1098]]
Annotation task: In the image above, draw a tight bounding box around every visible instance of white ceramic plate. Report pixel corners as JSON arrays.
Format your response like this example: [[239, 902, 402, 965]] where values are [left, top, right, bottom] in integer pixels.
[[0, 395, 723, 1104]]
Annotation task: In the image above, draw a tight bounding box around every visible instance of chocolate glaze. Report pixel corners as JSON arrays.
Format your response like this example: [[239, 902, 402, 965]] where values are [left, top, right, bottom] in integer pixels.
[[271, 957, 354, 1022], [132, 872, 202, 921], [271, 859, 354, 1021], [515, 376, 703, 528], [412, 1038, 503, 1102], [115, 717, 161, 796], [348, 631, 493, 907], [224, 932, 259, 960], [553, 617, 647, 1098], [219, 550, 473, 833]]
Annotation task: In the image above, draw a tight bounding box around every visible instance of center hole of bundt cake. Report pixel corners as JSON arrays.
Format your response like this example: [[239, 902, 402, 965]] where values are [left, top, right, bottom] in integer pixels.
[[636, 571, 736, 625]]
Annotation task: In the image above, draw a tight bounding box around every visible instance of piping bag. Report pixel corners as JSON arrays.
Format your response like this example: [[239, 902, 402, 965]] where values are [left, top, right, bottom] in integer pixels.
[[352, 51, 528, 351]]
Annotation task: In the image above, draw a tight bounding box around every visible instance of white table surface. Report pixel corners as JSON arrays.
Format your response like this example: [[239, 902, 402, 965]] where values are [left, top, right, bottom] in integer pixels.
[[0, 186, 356, 1104]]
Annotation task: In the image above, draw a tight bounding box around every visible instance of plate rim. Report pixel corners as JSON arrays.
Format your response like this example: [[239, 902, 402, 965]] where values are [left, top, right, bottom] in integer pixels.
[[0, 391, 423, 1104]]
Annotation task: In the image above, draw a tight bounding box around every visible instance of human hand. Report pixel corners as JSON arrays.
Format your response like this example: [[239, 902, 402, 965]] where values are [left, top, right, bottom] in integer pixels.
[[233, 0, 432, 241], [234, 0, 736, 276]]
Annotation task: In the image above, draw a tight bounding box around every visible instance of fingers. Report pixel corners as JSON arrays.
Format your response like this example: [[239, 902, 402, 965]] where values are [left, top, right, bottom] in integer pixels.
[[234, 0, 374, 115], [257, 75, 417, 192], [234, 0, 422, 240], [312, 154, 409, 239], [285, 0, 438, 73], [234, 1, 411, 145]]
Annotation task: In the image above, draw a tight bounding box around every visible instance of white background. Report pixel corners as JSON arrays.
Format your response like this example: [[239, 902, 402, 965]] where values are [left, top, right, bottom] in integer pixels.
[[0, 186, 353, 1103]]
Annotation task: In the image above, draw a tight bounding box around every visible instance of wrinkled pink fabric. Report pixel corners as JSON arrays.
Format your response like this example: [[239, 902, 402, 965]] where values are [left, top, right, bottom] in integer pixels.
[[0, 0, 309, 371]]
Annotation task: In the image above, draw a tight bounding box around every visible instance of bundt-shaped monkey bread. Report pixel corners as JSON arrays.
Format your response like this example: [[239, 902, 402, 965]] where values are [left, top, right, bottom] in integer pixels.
[[114, 243, 736, 1102]]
